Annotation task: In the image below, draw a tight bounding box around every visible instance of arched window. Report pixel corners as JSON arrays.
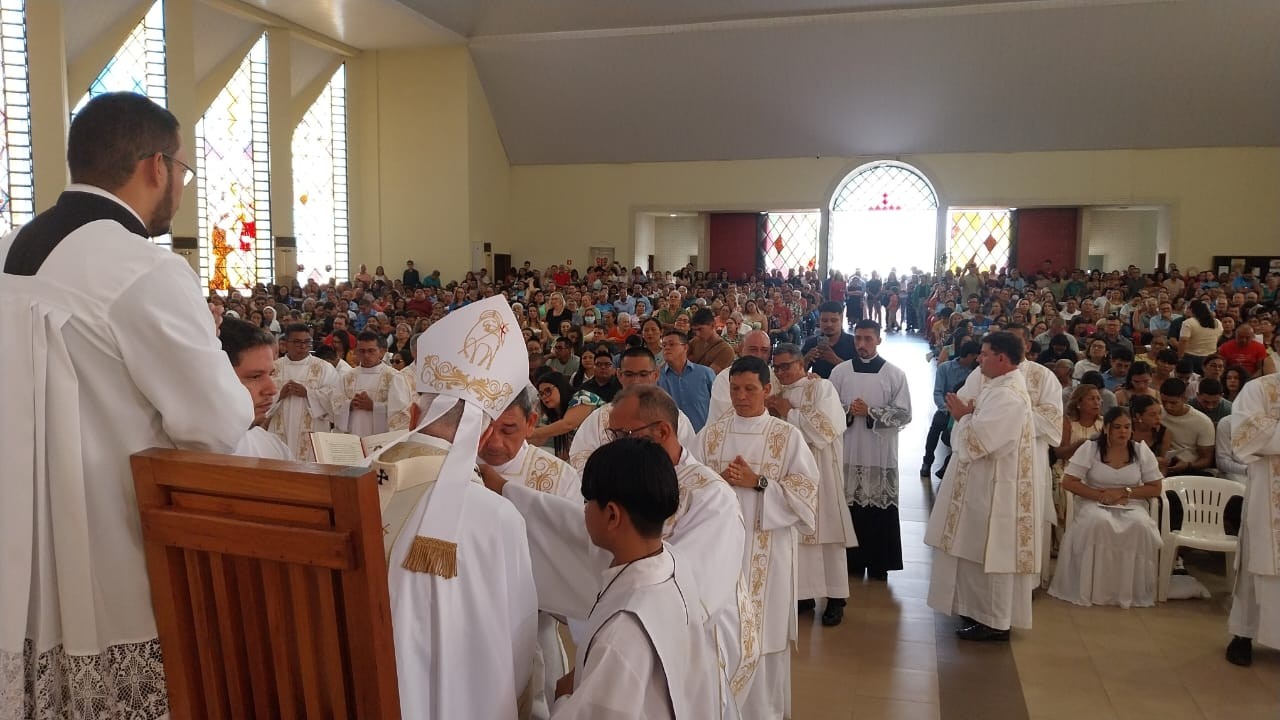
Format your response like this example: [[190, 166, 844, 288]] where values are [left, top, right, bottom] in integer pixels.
[[196, 33, 270, 292], [293, 64, 348, 286], [0, 0, 33, 233], [826, 161, 938, 278]]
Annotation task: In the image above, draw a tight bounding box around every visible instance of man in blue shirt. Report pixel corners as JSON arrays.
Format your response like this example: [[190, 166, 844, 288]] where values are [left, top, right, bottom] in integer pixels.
[[1100, 346, 1134, 391], [657, 330, 715, 431], [612, 286, 637, 316], [921, 341, 980, 477]]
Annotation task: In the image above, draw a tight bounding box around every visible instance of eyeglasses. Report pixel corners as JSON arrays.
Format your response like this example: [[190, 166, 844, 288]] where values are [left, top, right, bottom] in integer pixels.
[[772, 360, 800, 371], [618, 370, 655, 380], [606, 421, 662, 441], [164, 155, 195, 186]]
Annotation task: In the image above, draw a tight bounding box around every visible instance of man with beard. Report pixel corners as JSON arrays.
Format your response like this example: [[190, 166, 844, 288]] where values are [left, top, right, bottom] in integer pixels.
[[0, 92, 252, 716], [801, 301, 858, 379], [829, 320, 912, 581]]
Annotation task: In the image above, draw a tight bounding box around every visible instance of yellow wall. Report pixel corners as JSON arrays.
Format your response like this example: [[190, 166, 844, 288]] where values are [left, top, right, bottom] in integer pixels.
[[506, 147, 1280, 272], [347, 46, 511, 283]]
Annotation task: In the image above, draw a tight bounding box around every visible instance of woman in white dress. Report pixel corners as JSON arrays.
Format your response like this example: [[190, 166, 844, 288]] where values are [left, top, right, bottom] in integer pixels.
[[1049, 406, 1164, 608]]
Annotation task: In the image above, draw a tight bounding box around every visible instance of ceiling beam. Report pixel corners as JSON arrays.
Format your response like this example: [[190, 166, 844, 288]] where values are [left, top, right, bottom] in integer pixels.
[[66, 0, 153, 103], [197, 0, 361, 57]]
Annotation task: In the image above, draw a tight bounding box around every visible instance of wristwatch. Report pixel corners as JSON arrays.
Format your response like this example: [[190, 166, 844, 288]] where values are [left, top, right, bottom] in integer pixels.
[[755, 476, 769, 492], [1123, 486, 1132, 497]]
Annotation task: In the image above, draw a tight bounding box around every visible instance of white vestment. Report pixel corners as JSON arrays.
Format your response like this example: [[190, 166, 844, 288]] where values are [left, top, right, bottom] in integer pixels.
[[568, 401, 700, 471], [697, 412, 819, 720], [925, 370, 1042, 631], [776, 377, 858, 600], [502, 449, 745, 720], [233, 426, 293, 460], [384, 434, 539, 719], [960, 360, 1063, 581], [334, 363, 413, 437], [1228, 374, 1280, 648], [708, 365, 778, 426], [0, 186, 254, 716], [268, 355, 339, 460], [492, 442, 582, 720], [551, 547, 721, 720]]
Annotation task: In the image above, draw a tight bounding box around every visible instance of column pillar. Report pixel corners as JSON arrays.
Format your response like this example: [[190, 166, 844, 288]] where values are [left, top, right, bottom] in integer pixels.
[[165, 0, 200, 274], [25, 0, 69, 214], [266, 27, 295, 287]]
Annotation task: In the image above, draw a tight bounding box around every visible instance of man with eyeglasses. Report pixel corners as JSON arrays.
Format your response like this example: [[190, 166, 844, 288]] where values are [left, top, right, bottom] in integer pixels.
[[0, 92, 249, 717], [659, 330, 716, 432], [547, 337, 581, 378], [569, 347, 699, 471], [486, 385, 744, 718], [767, 344, 858, 626], [580, 344, 622, 402], [708, 330, 777, 423], [269, 322, 341, 460]]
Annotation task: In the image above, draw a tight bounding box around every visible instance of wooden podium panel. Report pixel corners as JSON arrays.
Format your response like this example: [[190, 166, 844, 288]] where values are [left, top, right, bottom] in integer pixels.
[[131, 449, 400, 719]]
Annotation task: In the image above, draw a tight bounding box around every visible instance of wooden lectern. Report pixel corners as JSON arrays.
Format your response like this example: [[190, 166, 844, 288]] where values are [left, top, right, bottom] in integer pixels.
[[131, 449, 401, 719]]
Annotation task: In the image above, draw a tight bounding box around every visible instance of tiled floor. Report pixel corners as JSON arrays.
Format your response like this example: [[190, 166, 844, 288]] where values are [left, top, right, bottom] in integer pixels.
[[788, 333, 1280, 720]]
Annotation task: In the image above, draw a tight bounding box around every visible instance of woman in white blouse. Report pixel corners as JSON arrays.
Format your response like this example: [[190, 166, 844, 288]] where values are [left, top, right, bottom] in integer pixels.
[[1049, 406, 1164, 608]]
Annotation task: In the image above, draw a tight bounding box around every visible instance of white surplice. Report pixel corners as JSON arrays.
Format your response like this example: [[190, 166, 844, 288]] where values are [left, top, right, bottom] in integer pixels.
[[233, 426, 293, 460], [502, 449, 745, 720], [0, 186, 254, 717], [492, 442, 582, 720], [925, 370, 1042, 631], [708, 366, 778, 427], [383, 434, 539, 719], [697, 412, 819, 720], [268, 355, 339, 460], [334, 363, 414, 437], [959, 360, 1063, 581], [1228, 373, 1280, 648], [551, 547, 721, 720], [568, 401, 700, 471], [775, 377, 858, 600]]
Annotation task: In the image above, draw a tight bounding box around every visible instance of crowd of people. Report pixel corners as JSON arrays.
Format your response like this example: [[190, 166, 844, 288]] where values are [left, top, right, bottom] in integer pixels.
[[6, 91, 1278, 720]]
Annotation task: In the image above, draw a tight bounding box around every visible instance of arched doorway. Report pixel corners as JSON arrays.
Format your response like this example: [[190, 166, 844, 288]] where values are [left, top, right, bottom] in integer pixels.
[[825, 161, 939, 281]]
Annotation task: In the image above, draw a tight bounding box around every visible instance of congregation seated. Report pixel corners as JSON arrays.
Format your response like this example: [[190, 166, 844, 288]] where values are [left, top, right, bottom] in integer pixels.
[[1049, 407, 1164, 608]]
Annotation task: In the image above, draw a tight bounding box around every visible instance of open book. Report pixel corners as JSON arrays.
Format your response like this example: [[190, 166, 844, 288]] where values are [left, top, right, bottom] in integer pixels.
[[310, 430, 406, 466]]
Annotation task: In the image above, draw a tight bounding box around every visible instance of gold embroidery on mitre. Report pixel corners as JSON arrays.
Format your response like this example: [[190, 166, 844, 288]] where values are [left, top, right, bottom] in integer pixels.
[[460, 309, 509, 371], [419, 354, 514, 411]]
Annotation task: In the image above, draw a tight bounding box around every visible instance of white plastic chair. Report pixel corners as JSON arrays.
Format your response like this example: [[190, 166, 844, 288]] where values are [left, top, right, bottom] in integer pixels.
[[1157, 475, 1243, 602], [1055, 490, 1162, 586]]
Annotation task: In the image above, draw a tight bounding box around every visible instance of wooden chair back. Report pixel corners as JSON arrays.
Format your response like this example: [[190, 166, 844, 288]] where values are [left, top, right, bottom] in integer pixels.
[[131, 449, 400, 719]]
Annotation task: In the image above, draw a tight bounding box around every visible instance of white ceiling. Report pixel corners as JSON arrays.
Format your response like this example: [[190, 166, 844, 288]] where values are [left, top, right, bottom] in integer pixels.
[[61, 0, 1280, 165]]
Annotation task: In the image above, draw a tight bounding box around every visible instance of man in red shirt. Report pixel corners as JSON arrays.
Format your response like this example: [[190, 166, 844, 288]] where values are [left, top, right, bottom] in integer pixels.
[[1218, 324, 1268, 377], [406, 288, 433, 316]]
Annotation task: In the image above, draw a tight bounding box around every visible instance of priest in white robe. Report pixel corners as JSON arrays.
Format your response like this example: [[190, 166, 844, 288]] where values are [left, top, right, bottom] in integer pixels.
[[549, 438, 721, 719], [335, 330, 414, 437], [479, 386, 582, 719], [0, 92, 253, 717], [697, 356, 819, 720], [708, 330, 776, 424], [488, 385, 746, 720], [828, 320, 912, 581], [270, 322, 340, 460], [569, 346, 699, 470], [220, 317, 292, 460], [926, 332, 1042, 641], [766, 343, 857, 627], [1225, 372, 1280, 666], [379, 296, 539, 719], [958, 324, 1063, 584]]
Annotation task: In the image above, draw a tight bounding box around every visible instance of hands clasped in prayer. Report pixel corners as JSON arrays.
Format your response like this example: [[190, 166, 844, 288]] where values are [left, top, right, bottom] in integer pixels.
[[719, 455, 761, 489], [278, 380, 309, 399], [943, 392, 974, 420], [349, 390, 375, 412]]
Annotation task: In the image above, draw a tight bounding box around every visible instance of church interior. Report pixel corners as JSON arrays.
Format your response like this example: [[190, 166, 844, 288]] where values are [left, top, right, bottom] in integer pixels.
[[9, 0, 1279, 718]]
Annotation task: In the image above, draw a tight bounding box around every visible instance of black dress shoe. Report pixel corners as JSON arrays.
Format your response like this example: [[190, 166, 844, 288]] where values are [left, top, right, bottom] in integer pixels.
[[821, 603, 845, 626], [867, 570, 889, 581], [919, 465, 931, 478], [956, 622, 1010, 642], [1226, 636, 1253, 667], [798, 599, 816, 614], [959, 615, 976, 627]]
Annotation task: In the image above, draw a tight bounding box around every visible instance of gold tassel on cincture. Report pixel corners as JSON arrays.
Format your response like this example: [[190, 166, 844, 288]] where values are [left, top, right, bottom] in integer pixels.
[[402, 536, 458, 578]]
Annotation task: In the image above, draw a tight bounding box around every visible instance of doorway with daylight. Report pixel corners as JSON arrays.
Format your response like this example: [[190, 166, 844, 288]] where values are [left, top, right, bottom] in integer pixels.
[[826, 161, 939, 285]]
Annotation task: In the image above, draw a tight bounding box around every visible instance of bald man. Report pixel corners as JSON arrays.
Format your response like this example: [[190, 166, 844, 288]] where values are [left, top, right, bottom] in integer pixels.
[[708, 330, 778, 422]]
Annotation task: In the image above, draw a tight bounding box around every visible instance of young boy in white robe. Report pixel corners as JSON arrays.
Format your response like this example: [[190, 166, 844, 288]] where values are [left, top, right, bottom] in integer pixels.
[[220, 317, 291, 459], [551, 438, 720, 719]]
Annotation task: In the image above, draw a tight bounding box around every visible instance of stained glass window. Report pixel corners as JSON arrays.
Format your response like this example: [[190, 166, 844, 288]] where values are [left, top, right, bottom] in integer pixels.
[[293, 64, 347, 286], [827, 161, 938, 279], [947, 208, 1012, 274], [72, 0, 165, 115], [0, 0, 32, 234], [762, 211, 820, 276], [196, 33, 270, 292]]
